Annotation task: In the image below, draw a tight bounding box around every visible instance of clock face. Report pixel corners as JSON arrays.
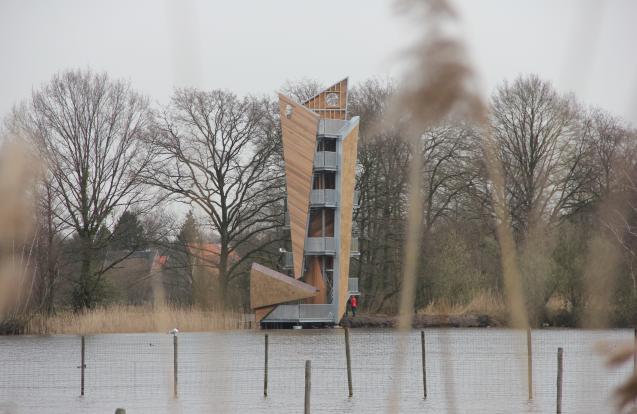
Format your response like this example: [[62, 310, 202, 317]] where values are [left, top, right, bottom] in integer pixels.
[[325, 92, 339, 107]]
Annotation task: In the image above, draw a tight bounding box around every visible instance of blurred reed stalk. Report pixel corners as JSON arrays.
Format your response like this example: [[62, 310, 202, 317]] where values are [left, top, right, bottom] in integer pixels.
[[479, 133, 529, 331], [0, 139, 39, 318], [387, 0, 533, 412], [387, 0, 492, 412]]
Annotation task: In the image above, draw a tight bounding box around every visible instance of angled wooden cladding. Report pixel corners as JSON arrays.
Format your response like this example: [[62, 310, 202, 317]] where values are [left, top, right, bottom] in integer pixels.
[[303, 78, 348, 120], [337, 120, 360, 318], [278, 94, 319, 278], [250, 262, 318, 309], [250, 262, 319, 323]]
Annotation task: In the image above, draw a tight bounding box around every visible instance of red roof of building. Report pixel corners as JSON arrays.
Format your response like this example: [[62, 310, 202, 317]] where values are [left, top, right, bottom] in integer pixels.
[[186, 243, 240, 265]]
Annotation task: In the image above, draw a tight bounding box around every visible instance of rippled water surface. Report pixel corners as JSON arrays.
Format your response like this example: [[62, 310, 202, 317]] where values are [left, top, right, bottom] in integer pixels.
[[0, 329, 631, 413]]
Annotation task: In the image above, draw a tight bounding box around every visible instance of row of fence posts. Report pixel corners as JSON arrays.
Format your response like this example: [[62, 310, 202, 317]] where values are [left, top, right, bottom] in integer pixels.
[[261, 329, 354, 413], [76, 328, 637, 414], [263, 328, 582, 414]]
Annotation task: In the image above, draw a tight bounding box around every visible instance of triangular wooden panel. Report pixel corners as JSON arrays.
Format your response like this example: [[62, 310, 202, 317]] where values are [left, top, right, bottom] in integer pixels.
[[250, 262, 319, 309], [254, 306, 274, 324], [303, 78, 348, 120], [337, 119, 360, 319], [279, 94, 319, 278]]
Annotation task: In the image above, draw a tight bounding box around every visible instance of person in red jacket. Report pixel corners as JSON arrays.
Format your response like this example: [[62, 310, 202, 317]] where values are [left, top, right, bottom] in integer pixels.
[[350, 295, 358, 317]]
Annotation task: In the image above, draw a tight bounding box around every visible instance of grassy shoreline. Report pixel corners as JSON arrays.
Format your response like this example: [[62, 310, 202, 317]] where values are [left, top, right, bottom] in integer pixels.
[[8, 291, 580, 334], [341, 313, 502, 329], [22, 305, 251, 335]]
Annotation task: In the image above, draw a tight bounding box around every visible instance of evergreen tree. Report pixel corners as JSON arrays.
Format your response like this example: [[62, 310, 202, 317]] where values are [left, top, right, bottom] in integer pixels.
[[177, 210, 201, 245], [111, 211, 146, 251]]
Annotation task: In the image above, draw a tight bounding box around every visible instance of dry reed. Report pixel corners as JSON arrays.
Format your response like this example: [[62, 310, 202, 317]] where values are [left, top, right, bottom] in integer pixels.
[[25, 305, 248, 335], [480, 133, 530, 330], [419, 290, 507, 321], [387, 1, 488, 412]]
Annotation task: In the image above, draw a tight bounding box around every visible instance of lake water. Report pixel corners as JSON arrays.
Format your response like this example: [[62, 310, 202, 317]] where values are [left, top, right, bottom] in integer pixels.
[[0, 329, 631, 413]]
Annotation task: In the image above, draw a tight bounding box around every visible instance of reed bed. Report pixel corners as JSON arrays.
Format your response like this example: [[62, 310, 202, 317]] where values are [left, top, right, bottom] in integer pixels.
[[25, 305, 248, 335], [418, 291, 507, 321]]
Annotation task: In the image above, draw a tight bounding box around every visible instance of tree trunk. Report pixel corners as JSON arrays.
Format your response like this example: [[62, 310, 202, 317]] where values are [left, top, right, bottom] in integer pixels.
[[74, 238, 94, 311], [218, 242, 230, 309]]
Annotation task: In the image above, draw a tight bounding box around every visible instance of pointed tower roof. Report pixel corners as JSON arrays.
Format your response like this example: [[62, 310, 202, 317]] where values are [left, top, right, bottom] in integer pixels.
[[303, 78, 348, 120]]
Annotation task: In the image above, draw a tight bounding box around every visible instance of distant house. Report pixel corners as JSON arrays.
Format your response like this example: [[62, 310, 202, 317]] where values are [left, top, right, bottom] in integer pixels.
[[102, 249, 168, 304], [185, 243, 240, 307], [186, 243, 240, 268], [101, 244, 241, 307]]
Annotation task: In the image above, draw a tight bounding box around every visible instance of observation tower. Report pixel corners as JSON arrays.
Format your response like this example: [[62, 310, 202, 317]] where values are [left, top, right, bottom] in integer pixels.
[[250, 79, 360, 327]]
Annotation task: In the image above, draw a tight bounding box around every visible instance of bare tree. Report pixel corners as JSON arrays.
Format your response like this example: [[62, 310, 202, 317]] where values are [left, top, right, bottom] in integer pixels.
[[421, 123, 481, 233], [491, 75, 591, 234], [348, 80, 409, 312], [11, 69, 156, 310], [147, 89, 285, 306], [584, 109, 634, 199], [595, 119, 637, 297], [281, 78, 323, 103], [31, 174, 64, 314], [618, 167, 637, 297], [357, 130, 410, 312], [350, 79, 486, 312]]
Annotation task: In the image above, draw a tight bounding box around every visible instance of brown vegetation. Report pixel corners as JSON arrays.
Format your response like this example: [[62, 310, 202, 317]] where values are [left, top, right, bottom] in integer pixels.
[[24, 305, 248, 335], [341, 313, 500, 329], [342, 291, 506, 328], [419, 290, 507, 320]]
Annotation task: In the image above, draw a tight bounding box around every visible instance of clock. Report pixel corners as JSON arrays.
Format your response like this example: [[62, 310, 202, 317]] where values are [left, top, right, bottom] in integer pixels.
[[325, 92, 339, 107]]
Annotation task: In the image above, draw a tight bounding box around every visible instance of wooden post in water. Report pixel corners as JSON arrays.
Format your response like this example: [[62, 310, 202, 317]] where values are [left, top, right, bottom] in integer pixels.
[[421, 330, 427, 399], [173, 334, 178, 398], [80, 335, 85, 396], [344, 327, 353, 397], [264, 334, 269, 397], [304, 360, 311, 414], [527, 328, 533, 400], [556, 347, 563, 414]]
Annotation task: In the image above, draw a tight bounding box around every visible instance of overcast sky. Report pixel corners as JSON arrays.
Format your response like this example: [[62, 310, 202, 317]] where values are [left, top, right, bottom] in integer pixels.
[[1, 0, 636, 125]]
